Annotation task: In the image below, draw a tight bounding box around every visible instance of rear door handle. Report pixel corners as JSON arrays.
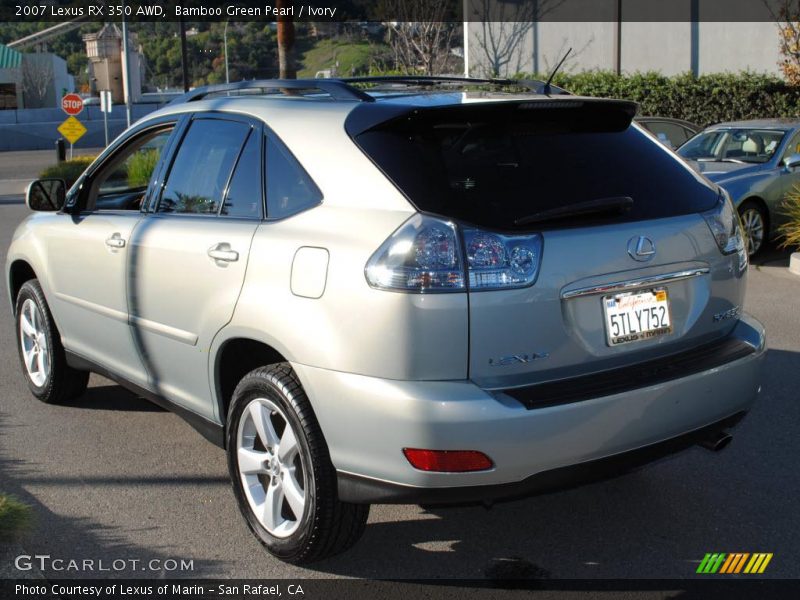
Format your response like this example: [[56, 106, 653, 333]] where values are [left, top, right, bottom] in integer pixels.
[[208, 243, 239, 263], [105, 233, 126, 248]]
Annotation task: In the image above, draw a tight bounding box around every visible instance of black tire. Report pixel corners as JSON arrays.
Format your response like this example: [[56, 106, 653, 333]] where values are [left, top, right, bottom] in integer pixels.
[[226, 363, 369, 564], [15, 279, 89, 404], [738, 200, 768, 257]]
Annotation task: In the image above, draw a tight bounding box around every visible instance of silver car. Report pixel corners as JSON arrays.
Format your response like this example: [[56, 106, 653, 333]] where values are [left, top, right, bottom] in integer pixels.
[[6, 77, 765, 564]]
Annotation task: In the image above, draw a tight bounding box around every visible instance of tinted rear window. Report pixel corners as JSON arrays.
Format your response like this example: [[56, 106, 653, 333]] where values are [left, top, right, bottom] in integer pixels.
[[353, 103, 718, 231]]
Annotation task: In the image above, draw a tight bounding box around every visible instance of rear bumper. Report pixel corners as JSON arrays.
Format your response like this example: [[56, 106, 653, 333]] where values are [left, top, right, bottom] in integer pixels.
[[292, 313, 765, 504], [337, 411, 747, 504]]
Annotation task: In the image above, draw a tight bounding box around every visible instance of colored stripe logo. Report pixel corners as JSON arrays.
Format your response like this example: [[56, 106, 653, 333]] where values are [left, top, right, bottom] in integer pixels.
[[697, 553, 773, 574]]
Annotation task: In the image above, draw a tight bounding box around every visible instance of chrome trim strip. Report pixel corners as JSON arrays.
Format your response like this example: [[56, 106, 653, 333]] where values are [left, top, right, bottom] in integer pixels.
[[560, 268, 711, 300]]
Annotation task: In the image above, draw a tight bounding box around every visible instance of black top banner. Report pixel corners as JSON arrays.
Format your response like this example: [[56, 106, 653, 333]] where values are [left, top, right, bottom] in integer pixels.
[[0, 0, 792, 23]]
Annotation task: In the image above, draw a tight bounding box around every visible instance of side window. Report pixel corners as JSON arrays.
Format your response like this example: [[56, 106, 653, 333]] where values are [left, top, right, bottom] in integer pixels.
[[89, 127, 174, 211], [265, 135, 322, 219], [222, 131, 263, 218], [158, 119, 250, 214], [649, 122, 686, 149], [782, 132, 800, 163]]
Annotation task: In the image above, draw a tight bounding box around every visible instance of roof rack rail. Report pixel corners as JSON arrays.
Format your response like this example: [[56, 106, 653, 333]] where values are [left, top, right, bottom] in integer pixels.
[[169, 79, 374, 104], [342, 76, 570, 95]]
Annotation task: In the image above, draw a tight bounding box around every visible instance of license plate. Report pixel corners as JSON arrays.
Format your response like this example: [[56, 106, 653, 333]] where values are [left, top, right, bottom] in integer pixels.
[[603, 288, 672, 346]]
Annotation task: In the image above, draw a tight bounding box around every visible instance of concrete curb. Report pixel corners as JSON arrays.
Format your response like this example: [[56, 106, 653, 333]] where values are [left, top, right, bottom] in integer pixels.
[[790, 253, 800, 276]]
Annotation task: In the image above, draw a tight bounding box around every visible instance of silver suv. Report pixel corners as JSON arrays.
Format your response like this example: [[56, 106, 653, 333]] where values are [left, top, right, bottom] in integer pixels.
[[7, 77, 765, 564]]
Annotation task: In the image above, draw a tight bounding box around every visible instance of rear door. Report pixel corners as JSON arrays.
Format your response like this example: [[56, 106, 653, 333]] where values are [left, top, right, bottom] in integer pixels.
[[129, 114, 262, 415]]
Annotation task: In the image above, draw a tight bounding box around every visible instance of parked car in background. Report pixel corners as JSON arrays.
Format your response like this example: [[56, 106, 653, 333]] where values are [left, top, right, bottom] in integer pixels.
[[637, 116, 700, 149], [677, 119, 800, 255]]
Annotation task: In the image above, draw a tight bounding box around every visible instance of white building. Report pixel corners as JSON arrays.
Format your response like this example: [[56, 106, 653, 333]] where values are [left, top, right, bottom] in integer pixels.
[[467, 19, 782, 77], [0, 43, 74, 109]]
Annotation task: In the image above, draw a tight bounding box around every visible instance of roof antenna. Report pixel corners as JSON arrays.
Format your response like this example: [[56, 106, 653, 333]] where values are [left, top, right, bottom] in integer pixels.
[[543, 47, 572, 95]]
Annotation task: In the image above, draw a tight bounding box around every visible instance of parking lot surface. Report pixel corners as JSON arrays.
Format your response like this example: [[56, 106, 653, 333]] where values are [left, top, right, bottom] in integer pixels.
[[0, 202, 798, 582]]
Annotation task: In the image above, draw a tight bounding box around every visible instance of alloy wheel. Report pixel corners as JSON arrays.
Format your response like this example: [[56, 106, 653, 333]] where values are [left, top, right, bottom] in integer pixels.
[[740, 208, 765, 256], [236, 397, 307, 538], [19, 298, 50, 387]]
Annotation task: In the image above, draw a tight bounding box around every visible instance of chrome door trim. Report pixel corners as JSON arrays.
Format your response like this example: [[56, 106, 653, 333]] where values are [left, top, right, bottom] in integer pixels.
[[560, 268, 711, 300]]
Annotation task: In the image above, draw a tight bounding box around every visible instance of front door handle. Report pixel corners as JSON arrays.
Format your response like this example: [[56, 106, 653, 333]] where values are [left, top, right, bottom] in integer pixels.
[[208, 243, 239, 263], [105, 233, 126, 248]]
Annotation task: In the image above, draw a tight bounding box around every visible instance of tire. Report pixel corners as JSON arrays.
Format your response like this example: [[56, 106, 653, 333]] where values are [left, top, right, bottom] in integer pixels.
[[226, 363, 369, 564], [738, 201, 768, 257], [15, 279, 89, 404]]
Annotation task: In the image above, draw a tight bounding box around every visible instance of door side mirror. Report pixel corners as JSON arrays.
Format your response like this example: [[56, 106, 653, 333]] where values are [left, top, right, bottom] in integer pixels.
[[26, 179, 66, 212], [783, 154, 800, 171]]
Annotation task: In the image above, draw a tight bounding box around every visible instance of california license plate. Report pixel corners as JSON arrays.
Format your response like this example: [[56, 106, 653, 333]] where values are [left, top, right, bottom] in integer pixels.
[[603, 288, 672, 346]]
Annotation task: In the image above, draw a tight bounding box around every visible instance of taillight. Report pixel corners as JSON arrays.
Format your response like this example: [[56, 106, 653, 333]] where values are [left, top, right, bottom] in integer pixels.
[[702, 190, 747, 272], [365, 214, 543, 293], [365, 214, 465, 292], [462, 227, 543, 290]]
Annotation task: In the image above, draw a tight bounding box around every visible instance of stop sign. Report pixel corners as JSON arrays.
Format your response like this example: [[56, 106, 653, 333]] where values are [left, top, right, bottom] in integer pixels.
[[61, 93, 84, 116]]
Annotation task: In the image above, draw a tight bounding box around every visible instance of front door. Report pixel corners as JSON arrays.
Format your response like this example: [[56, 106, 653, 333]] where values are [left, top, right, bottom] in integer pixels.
[[46, 123, 178, 386]]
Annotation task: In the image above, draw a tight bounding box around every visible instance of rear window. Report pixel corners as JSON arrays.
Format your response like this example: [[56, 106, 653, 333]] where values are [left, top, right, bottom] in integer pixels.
[[353, 103, 718, 231]]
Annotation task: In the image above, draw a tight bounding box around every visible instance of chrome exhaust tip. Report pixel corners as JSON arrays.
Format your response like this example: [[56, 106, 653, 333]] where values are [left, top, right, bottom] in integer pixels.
[[699, 431, 733, 452]]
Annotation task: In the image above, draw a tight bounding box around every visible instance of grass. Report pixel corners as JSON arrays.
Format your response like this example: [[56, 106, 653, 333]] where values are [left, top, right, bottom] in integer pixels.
[[297, 38, 378, 78], [779, 184, 800, 251], [40, 156, 95, 188], [0, 494, 32, 540]]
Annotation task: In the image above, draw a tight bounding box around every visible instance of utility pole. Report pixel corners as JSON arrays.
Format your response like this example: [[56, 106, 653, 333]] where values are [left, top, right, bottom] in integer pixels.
[[121, 0, 132, 127], [179, 17, 189, 91], [463, 0, 469, 77], [224, 21, 230, 84], [276, 0, 296, 79], [613, 0, 622, 75]]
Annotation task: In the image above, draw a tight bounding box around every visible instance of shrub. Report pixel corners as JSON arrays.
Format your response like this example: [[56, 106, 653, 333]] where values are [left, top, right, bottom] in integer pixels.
[[40, 156, 95, 187], [127, 149, 160, 188], [0, 493, 32, 540], [779, 185, 800, 250], [518, 71, 800, 128]]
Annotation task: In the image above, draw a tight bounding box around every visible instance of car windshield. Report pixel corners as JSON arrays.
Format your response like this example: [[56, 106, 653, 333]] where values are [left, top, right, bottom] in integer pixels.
[[678, 128, 785, 164]]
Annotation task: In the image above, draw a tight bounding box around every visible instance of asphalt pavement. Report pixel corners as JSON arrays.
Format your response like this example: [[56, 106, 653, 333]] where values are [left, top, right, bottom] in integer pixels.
[[0, 202, 798, 585]]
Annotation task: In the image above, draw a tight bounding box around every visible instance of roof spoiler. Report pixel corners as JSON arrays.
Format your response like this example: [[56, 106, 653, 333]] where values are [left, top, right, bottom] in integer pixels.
[[345, 97, 640, 138]]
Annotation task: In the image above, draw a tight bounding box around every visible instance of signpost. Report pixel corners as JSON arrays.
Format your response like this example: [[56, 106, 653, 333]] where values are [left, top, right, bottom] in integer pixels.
[[100, 90, 112, 147], [57, 117, 87, 159], [59, 93, 85, 159]]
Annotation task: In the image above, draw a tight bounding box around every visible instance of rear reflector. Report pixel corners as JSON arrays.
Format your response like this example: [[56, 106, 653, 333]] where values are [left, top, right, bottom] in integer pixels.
[[402, 448, 493, 472]]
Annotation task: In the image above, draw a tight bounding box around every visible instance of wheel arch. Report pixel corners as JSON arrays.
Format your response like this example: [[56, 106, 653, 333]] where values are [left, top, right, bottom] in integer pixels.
[[8, 259, 38, 315], [213, 336, 290, 432]]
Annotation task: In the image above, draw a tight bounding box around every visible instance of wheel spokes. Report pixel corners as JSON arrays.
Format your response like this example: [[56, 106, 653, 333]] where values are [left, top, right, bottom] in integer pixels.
[[35, 349, 46, 376], [263, 481, 285, 532], [249, 402, 280, 448], [25, 347, 38, 372], [20, 313, 36, 338], [282, 469, 305, 518], [238, 447, 268, 475], [278, 425, 298, 462]]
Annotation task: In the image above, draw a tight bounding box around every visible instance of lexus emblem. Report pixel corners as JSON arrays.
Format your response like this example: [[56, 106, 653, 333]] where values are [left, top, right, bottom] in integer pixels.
[[627, 236, 656, 262]]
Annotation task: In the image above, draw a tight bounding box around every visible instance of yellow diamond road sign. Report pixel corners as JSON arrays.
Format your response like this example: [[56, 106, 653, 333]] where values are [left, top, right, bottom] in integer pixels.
[[57, 116, 87, 145]]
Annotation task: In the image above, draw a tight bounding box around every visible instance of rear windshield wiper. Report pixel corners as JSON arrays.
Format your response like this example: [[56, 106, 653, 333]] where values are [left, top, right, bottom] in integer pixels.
[[514, 196, 634, 226]]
